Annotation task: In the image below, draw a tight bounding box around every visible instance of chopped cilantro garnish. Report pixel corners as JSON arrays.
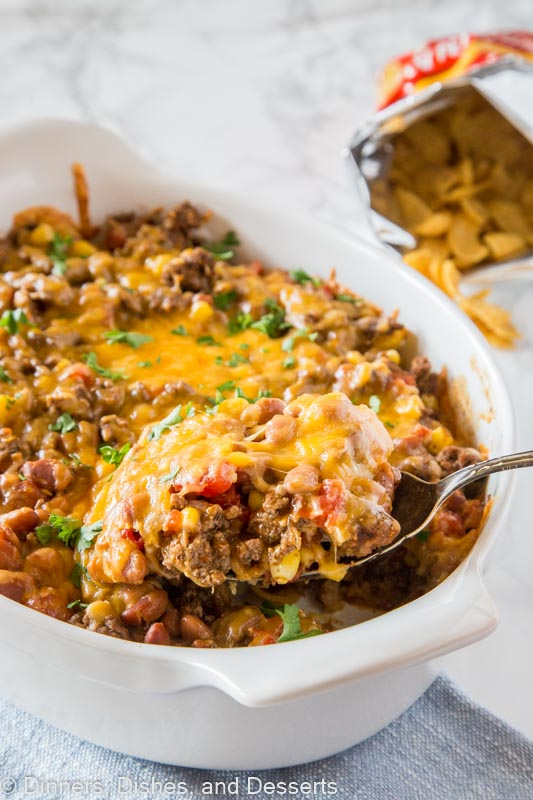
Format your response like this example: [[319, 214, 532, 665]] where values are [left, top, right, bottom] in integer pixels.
[[0, 309, 35, 335], [159, 466, 182, 485], [70, 562, 85, 589], [369, 395, 381, 414], [251, 299, 290, 339], [204, 231, 240, 261], [335, 294, 363, 304], [227, 352, 249, 367], [48, 232, 72, 276], [196, 335, 221, 346], [49, 412, 77, 434], [213, 290, 239, 310], [67, 599, 89, 610], [290, 269, 321, 286], [216, 380, 237, 393], [83, 352, 127, 381], [416, 529, 431, 543], [36, 514, 82, 548], [171, 325, 188, 336], [99, 442, 131, 467], [385, 421, 395, 430], [239, 343, 250, 350], [137, 360, 152, 368], [103, 329, 154, 349], [228, 312, 254, 334], [0, 365, 13, 384], [34, 523, 54, 545], [282, 355, 295, 369], [274, 604, 322, 643], [148, 403, 194, 442], [282, 327, 317, 352], [77, 521, 103, 551]]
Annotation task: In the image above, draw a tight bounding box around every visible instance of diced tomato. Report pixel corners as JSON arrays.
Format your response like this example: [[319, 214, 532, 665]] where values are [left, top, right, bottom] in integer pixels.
[[61, 363, 94, 387], [312, 479, 345, 527], [120, 528, 145, 552], [196, 463, 236, 498], [432, 510, 465, 538]]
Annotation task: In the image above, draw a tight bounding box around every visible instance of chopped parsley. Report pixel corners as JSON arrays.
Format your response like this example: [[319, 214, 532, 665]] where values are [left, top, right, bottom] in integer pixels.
[[148, 403, 194, 442], [416, 529, 431, 543], [290, 269, 321, 286], [335, 293, 363, 304], [77, 521, 103, 551], [83, 352, 128, 381], [213, 290, 238, 310], [0, 309, 35, 335], [103, 329, 154, 349], [159, 466, 182, 485], [385, 421, 395, 430], [251, 299, 291, 339], [368, 395, 381, 414], [171, 325, 188, 336], [0, 365, 13, 384], [137, 360, 152, 368], [282, 355, 296, 369], [270, 604, 321, 643], [49, 412, 77, 434], [99, 442, 131, 467], [228, 353, 249, 367], [48, 232, 72, 276], [196, 335, 221, 347], [203, 230, 240, 261]]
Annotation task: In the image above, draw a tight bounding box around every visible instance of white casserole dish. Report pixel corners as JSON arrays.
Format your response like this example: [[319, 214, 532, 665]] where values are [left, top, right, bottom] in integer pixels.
[[0, 120, 515, 769]]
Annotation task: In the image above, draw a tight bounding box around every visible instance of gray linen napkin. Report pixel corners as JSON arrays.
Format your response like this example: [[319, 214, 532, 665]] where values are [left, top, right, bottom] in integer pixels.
[[0, 674, 531, 800]]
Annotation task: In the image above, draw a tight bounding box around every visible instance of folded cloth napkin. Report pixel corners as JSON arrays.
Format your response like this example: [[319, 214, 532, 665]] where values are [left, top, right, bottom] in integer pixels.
[[0, 674, 531, 800]]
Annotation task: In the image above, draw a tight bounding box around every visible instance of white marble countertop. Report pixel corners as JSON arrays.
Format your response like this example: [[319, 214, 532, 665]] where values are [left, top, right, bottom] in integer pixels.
[[1, 0, 532, 738]]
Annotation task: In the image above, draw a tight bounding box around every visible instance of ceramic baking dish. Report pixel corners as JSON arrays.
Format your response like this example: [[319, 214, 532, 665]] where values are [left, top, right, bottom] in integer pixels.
[[0, 120, 515, 770]]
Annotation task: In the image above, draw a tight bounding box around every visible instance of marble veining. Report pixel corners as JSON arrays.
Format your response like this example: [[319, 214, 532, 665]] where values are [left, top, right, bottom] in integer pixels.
[[0, 0, 532, 737]]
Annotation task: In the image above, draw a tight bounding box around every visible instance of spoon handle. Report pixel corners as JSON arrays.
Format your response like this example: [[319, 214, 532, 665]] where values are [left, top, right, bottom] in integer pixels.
[[440, 450, 533, 499]]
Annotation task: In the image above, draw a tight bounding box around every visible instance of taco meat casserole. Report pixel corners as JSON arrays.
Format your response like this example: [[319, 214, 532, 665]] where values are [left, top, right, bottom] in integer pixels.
[[0, 169, 487, 647]]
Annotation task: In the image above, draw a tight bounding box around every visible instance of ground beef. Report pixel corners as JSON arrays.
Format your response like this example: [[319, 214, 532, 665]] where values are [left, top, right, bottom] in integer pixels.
[[162, 248, 215, 294], [437, 445, 482, 476]]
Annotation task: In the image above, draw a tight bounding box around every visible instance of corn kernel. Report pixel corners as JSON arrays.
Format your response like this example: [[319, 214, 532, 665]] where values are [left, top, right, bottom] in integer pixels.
[[71, 240, 97, 257], [28, 223, 54, 246], [86, 600, 114, 624], [248, 490, 264, 511], [385, 349, 401, 365], [181, 506, 200, 532], [270, 549, 301, 584], [218, 398, 249, 417], [429, 425, 454, 454], [145, 253, 175, 277], [190, 300, 214, 323]]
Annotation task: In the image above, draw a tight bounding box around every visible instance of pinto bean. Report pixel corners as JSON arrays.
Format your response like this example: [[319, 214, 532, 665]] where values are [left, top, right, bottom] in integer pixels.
[[161, 606, 181, 637], [283, 464, 320, 494], [22, 458, 73, 494], [23, 547, 72, 588], [0, 570, 35, 601], [180, 614, 212, 643], [120, 589, 168, 627], [264, 414, 296, 444], [0, 508, 40, 539], [3, 480, 45, 511], [0, 524, 23, 570], [144, 622, 171, 645], [25, 586, 71, 621]]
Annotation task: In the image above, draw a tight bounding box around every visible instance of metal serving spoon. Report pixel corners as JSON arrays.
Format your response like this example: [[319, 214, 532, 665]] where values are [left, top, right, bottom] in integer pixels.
[[303, 450, 533, 577]]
